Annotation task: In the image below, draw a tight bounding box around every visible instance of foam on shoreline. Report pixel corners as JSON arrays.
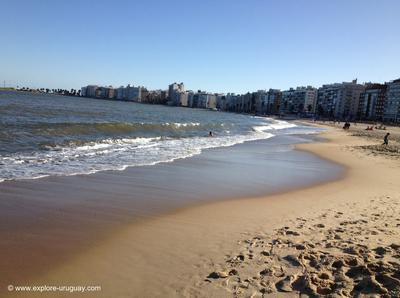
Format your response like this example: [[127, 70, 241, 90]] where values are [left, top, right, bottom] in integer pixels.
[[0, 119, 323, 182]]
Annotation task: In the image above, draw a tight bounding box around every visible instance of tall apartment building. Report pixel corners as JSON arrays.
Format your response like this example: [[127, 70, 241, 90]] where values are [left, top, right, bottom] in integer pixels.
[[115, 86, 127, 100], [178, 91, 189, 107], [383, 78, 400, 123], [125, 84, 142, 101], [95, 87, 109, 98], [189, 91, 203, 108], [195, 92, 209, 109], [107, 86, 116, 99], [215, 94, 225, 110], [80, 86, 87, 97], [140, 90, 168, 105], [280, 86, 317, 115], [267, 89, 282, 115], [237, 93, 254, 113], [85, 85, 98, 98], [223, 93, 239, 112], [187, 91, 216, 109], [140, 88, 149, 103], [253, 89, 281, 115], [207, 94, 217, 109], [187, 91, 195, 108], [254, 90, 268, 114], [168, 82, 185, 106], [317, 80, 365, 119], [358, 83, 387, 121]]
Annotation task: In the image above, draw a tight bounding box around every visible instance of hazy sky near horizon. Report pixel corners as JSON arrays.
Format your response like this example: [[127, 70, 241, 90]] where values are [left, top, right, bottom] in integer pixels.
[[1, 0, 399, 93]]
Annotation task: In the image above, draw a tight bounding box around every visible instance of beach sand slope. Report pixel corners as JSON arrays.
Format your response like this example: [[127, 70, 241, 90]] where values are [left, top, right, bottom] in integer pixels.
[[201, 124, 400, 297], [5, 125, 400, 298]]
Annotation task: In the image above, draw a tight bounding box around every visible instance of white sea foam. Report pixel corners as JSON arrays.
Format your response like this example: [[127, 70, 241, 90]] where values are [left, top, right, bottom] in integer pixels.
[[252, 120, 297, 132], [0, 119, 317, 182], [172, 122, 200, 127]]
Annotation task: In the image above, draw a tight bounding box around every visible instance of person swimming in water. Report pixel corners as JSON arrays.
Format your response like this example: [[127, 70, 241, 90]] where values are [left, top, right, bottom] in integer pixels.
[[209, 131, 213, 137]]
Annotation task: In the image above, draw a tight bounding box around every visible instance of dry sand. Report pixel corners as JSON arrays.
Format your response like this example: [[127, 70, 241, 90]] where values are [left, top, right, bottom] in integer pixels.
[[4, 124, 400, 297]]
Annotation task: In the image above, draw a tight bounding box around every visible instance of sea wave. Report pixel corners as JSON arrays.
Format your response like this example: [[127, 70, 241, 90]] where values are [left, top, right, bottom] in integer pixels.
[[0, 130, 277, 182], [1, 121, 210, 136], [0, 119, 316, 182], [252, 120, 297, 132]]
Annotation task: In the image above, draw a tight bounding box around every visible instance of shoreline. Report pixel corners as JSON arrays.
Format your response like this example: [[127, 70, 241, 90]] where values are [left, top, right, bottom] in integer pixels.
[[2, 124, 399, 297], [0, 132, 342, 292], [12, 123, 400, 297]]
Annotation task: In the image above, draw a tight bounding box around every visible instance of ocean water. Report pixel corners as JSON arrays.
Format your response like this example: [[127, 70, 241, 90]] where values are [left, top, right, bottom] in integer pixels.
[[0, 91, 322, 182]]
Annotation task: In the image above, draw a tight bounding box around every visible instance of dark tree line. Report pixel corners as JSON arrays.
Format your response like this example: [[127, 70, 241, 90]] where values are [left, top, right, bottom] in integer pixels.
[[18, 87, 81, 97]]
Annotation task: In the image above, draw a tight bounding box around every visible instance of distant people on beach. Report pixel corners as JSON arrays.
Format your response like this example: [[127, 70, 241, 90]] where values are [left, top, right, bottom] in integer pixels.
[[343, 122, 350, 130], [382, 133, 390, 145], [375, 124, 386, 130], [365, 126, 373, 131]]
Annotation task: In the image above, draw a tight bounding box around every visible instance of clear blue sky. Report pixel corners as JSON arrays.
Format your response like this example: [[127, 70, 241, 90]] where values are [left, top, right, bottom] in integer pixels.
[[1, 0, 399, 93]]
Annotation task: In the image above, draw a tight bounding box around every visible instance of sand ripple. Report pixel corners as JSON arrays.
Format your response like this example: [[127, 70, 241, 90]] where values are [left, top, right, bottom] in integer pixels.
[[202, 195, 400, 297]]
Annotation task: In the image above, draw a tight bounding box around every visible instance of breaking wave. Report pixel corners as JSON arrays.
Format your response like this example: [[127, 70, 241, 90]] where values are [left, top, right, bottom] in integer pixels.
[[0, 118, 312, 182]]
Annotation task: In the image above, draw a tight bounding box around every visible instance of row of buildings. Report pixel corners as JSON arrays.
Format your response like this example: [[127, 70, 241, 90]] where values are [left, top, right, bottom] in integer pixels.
[[81, 84, 169, 105], [81, 78, 400, 123]]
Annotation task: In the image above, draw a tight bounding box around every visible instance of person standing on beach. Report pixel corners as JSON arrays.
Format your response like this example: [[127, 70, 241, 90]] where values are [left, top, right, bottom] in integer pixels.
[[382, 133, 390, 145]]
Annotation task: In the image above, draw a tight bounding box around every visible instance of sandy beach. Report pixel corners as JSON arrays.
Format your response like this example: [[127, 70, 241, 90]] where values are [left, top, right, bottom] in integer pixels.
[[3, 123, 400, 297], [0, 132, 341, 295], [3, 1, 399, 297]]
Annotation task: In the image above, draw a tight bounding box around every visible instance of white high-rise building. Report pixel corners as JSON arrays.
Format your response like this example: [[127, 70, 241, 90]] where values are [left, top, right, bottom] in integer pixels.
[[317, 80, 365, 119], [168, 82, 185, 106], [280, 86, 317, 114]]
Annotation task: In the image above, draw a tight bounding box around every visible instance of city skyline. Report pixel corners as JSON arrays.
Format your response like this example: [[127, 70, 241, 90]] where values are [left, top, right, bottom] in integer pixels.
[[76, 76, 400, 123], [1, 0, 400, 93]]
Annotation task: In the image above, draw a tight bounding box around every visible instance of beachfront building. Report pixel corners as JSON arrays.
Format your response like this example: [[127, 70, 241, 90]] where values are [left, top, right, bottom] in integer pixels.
[[179, 91, 189, 107], [225, 93, 255, 113], [215, 94, 225, 110], [95, 86, 110, 99], [142, 90, 168, 105], [383, 78, 400, 123], [223, 93, 238, 112], [80, 86, 87, 97], [107, 87, 116, 99], [187, 91, 213, 109], [280, 86, 317, 115], [235, 93, 254, 113], [140, 88, 149, 103], [231, 94, 242, 112], [187, 91, 195, 108], [168, 82, 185, 106], [115, 86, 127, 100], [254, 90, 268, 114], [188, 92, 199, 108], [188, 91, 199, 108], [254, 89, 282, 115], [92, 86, 116, 99], [84, 85, 98, 98], [253, 89, 282, 115], [358, 83, 387, 121], [207, 94, 217, 109], [304, 87, 318, 114], [195, 91, 209, 109], [266, 89, 282, 115], [316, 80, 365, 120], [125, 84, 142, 101]]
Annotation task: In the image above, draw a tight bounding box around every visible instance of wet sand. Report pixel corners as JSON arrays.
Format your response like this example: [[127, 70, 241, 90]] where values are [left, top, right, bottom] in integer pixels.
[[5, 124, 399, 297], [0, 133, 342, 293]]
